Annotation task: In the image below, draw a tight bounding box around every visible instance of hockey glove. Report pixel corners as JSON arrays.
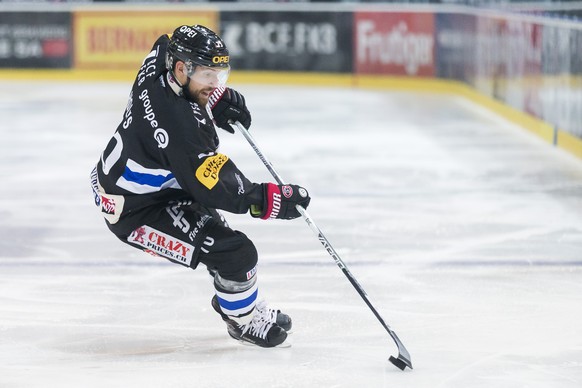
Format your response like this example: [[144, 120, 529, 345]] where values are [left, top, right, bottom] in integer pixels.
[[210, 87, 251, 133], [250, 183, 311, 220]]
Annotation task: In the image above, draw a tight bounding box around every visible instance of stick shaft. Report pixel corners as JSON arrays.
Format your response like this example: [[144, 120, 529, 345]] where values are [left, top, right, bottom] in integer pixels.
[[231, 122, 412, 368]]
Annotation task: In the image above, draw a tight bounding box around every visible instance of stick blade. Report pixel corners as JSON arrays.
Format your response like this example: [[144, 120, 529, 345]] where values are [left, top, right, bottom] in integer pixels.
[[389, 355, 413, 371]]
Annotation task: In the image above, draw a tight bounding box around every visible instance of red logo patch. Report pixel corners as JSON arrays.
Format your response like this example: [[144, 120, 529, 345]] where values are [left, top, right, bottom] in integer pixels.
[[130, 226, 147, 244], [101, 196, 116, 215], [281, 185, 293, 199]]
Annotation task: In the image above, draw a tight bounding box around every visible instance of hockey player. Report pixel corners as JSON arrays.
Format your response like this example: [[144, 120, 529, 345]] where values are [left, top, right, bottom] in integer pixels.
[[90, 25, 310, 348]]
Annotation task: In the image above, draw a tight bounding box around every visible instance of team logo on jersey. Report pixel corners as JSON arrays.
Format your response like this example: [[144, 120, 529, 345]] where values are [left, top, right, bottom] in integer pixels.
[[154, 128, 169, 149], [97, 191, 125, 224], [281, 185, 293, 199], [128, 225, 194, 266], [195, 153, 229, 190], [100, 196, 116, 215]]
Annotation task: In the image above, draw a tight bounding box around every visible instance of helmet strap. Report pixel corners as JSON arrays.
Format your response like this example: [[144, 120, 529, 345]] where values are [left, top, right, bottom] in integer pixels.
[[167, 69, 194, 101], [167, 70, 183, 93]]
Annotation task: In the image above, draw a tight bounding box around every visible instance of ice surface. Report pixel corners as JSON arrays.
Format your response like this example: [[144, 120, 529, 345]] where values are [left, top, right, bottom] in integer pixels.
[[1, 81, 581, 388]]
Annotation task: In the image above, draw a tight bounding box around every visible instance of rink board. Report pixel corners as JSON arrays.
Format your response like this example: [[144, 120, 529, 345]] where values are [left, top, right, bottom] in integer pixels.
[[1, 68, 580, 160]]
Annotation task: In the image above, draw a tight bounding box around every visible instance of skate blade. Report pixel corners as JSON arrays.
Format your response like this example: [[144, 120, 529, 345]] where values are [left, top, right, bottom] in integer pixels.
[[234, 337, 292, 348]]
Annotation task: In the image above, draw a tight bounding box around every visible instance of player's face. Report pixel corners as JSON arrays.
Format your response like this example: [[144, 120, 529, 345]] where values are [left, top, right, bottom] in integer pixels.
[[187, 66, 230, 106], [174, 62, 230, 107], [187, 71, 215, 106]]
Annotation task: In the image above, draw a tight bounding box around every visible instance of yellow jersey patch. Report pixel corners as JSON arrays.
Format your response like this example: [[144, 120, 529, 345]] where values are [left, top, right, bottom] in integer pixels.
[[195, 153, 229, 190]]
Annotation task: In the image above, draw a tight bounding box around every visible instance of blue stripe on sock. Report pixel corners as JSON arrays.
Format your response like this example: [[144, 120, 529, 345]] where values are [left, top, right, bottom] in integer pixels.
[[216, 289, 258, 311]]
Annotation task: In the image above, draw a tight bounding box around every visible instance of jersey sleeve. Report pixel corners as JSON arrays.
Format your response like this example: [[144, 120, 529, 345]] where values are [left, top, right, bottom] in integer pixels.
[[187, 152, 264, 213], [161, 105, 263, 214]]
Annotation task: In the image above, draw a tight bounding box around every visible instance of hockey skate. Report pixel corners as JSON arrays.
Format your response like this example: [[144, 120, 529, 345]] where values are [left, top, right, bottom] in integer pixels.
[[211, 296, 291, 348], [255, 299, 292, 332]]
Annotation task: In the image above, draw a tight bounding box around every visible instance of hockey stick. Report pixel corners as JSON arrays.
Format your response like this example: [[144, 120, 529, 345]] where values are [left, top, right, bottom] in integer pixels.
[[230, 121, 413, 371]]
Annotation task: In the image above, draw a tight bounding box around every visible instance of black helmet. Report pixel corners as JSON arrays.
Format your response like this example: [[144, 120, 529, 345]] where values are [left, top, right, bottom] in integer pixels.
[[166, 25, 229, 74]]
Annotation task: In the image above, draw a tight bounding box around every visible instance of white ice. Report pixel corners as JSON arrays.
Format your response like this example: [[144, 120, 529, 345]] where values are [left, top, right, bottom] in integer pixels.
[[1, 80, 581, 388]]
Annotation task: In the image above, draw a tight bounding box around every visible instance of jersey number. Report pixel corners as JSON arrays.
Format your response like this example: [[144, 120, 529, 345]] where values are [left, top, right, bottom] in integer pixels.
[[101, 132, 123, 175]]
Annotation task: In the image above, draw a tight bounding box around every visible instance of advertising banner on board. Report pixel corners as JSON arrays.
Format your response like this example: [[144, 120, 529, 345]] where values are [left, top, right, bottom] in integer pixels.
[[220, 11, 353, 73], [354, 11, 435, 77], [541, 24, 581, 137], [0, 12, 71, 68], [73, 10, 218, 70], [435, 13, 476, 83], [474, 16, 543, 118]]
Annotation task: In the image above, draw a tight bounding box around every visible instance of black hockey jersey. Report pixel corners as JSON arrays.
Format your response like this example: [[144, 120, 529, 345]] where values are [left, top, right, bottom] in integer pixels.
[[91, 34, 263, 226]]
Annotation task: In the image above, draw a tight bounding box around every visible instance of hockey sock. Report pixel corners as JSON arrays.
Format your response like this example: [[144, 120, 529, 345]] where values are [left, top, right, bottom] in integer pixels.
[[213, 273, 258, 326]]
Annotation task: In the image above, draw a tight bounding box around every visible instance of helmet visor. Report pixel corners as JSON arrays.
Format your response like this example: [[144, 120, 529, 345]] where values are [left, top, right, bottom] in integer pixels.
[[188, 64, 230, 89]]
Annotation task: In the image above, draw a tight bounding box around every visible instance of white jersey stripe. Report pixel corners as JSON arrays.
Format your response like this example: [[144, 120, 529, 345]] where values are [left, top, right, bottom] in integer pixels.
[[116, 158, 182, 194]]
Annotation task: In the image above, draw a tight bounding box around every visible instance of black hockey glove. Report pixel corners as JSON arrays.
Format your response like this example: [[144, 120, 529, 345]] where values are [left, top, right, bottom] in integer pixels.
[[250, 183, 311, 220], [210, 87, 251, 133]]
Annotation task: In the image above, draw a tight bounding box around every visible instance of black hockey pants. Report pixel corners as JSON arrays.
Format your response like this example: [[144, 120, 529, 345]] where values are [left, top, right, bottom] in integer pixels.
[[106, 200, 258, 283]]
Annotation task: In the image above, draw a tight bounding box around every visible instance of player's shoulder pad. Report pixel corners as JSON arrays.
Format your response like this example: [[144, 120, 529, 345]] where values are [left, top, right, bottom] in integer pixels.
[[156, 34, 171, 46]]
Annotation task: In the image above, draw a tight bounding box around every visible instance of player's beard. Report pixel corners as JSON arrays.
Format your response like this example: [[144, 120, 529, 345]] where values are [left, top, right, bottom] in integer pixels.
[[184, 84, 213, 107]]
